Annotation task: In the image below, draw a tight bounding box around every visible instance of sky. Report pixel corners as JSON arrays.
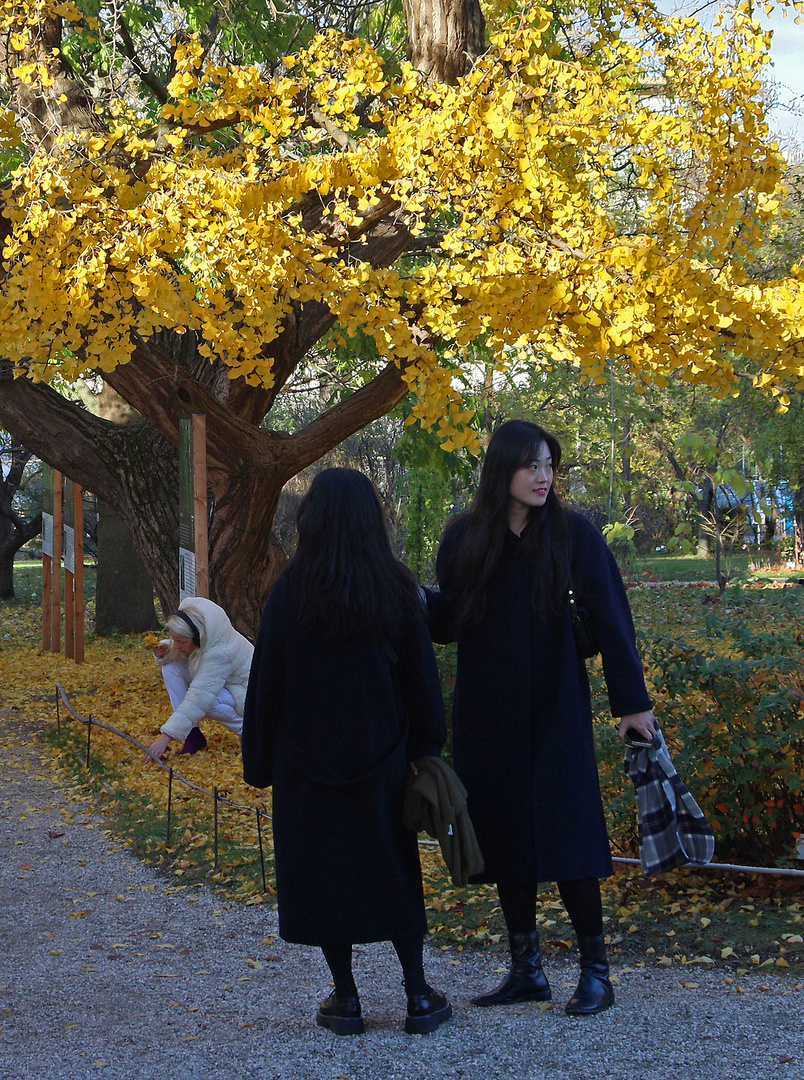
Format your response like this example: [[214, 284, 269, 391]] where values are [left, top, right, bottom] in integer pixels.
[[760, 12, 804, 150], [664, 4, 804, 152]]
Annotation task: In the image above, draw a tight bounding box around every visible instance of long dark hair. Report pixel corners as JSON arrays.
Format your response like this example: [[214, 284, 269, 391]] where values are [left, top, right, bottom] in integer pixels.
[[284, 467, 422, 639], [446, 419, 570, 629]]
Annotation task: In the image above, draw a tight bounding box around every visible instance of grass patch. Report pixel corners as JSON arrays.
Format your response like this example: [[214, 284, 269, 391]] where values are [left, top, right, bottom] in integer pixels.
[[6, 558, 97, 606], [635, 551, 804, 584]]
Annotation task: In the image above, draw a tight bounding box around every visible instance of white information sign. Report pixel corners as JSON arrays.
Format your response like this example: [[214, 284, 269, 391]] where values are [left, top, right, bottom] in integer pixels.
[[179, 547, 196, 602], [42, 513, 54, 558], [63, 525, 75, 575]]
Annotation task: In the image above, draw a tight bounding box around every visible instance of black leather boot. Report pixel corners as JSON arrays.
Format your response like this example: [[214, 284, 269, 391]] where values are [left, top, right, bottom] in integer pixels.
[[565, 934, 615, 1016], [316, 991, 365, 1035], [471, 930, 552, 1007]]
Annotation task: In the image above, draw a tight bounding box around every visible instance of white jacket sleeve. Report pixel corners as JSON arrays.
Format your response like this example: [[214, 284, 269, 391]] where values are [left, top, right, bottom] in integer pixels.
[[160, 644, 232, 741]]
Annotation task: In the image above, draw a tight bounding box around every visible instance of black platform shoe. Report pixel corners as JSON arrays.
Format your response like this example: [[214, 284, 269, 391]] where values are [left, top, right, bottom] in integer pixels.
[[565, 935, 615, 1016], [404, 986, 452, 1034], [471, 930, 552, 1007], [316, 991, 365, 1035]]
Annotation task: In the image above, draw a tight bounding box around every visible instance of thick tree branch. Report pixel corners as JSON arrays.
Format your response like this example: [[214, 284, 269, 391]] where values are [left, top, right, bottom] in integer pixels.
[[285, 356, 413, 473], [0, 360, 118, 500], [102, 338, 293, 480], [118, 18, 170, 106]]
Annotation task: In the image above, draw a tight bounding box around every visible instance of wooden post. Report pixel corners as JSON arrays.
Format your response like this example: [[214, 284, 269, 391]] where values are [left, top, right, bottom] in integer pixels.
[[42, 464, 53, 650], [50, 470, 63, 653], [64, 563, 75, 658], [42, 554, 52, 650], [64, 482, 74, 661], [73, 484, 85, 664], [193, 414, 209, 599]]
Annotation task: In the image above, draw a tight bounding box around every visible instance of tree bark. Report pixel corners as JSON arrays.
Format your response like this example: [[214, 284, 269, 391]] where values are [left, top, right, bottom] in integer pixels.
[[0, 439, 42, 599], [94, 502, 159, 634], [403, 0, 486, 83], [793, 465, 804, 567], [0, 360, 181, 615]]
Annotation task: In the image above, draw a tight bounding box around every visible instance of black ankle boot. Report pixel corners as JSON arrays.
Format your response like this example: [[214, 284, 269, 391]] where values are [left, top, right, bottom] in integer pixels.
[[471, 930, 552, 1007], [316, 990, 365, 1035], [565, 934, 614, 1016], [404, 986, 452, 1034]]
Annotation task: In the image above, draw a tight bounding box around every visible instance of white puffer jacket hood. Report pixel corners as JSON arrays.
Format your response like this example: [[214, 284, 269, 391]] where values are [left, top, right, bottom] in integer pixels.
[[159, 597, 254, 742]]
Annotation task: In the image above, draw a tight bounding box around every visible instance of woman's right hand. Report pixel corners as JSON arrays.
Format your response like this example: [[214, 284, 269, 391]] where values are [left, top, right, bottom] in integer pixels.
[[144, 733, 171, 763], [151, 643, 169, 659], [617, 711, 656, 742]]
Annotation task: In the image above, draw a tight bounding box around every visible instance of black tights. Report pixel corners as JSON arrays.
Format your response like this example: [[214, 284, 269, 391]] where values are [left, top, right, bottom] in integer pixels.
[[497, 878, 603, 939], [321, 935, 427, 997]]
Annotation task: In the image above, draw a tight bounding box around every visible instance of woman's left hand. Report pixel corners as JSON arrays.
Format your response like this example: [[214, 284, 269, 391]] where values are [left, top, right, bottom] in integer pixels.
[[617, 711, 657, 742]]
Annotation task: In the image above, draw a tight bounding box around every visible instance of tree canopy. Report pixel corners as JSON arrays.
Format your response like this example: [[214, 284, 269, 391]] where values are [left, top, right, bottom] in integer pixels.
[[1, 0, 803, 630]]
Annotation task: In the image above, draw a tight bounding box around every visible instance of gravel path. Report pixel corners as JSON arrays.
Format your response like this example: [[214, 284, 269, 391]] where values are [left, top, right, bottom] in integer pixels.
[[1, 713, 801, 1080]]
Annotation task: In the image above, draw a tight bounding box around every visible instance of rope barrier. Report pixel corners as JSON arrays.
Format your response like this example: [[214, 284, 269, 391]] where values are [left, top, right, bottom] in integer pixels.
[[55, 683, 270, 819], [54, 682, 271, 889], [54, 684, 804, 881], [612, 856, 804, 879]]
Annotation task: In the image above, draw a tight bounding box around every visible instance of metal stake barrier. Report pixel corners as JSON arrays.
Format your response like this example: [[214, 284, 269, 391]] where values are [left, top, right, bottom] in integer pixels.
[[167, 768, 174, 844], [256, 809, 267, 892]]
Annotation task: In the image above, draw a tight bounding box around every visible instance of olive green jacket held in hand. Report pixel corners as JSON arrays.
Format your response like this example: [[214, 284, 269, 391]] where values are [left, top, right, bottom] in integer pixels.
[[403, 756, 484, 888]]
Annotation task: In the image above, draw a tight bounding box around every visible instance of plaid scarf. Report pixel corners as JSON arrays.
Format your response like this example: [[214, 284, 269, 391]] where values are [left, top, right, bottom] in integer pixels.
[[624, 728, 715, 876]]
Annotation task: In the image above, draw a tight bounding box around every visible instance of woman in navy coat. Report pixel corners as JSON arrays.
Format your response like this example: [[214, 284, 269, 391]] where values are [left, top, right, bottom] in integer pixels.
[[242, 468, 451, 1036], [428, 420, 656, 1016]]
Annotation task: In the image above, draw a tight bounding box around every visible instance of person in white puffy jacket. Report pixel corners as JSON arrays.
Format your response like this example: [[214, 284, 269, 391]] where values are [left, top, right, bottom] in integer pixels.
[[145, 597, 254, 762]]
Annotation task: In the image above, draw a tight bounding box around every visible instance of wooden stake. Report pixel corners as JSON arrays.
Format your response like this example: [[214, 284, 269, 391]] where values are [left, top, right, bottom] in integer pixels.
[[213, 786, 219, 869], [64, 570, 75, 660]]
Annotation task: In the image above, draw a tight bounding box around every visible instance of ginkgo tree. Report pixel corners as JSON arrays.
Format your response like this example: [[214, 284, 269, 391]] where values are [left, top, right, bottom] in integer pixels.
[[0, 0, 803, 634]]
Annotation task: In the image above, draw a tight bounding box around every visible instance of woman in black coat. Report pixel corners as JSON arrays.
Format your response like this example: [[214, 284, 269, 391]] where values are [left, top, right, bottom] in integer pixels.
[[428, 420, 656, 1016], [242, 468, 451, 1037]]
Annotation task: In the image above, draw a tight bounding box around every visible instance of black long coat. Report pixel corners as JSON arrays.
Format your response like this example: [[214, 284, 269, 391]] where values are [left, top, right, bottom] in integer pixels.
[[430, 509, 651, 885], [242, 577, 446, 946]]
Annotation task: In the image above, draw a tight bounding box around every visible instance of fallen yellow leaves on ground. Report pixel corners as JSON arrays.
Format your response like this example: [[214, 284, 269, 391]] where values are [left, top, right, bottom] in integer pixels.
[[0, 610, 268, 901], [2, 601, 802, 968]]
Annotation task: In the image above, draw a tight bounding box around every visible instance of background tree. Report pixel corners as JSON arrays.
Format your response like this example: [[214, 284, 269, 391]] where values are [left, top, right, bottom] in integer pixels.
[[0, 0, 802, 633], [0, 436, 41, 599]]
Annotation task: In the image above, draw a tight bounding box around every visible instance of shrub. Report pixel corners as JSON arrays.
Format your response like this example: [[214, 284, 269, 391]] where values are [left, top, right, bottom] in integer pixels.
[[596, 594, 804, 867]]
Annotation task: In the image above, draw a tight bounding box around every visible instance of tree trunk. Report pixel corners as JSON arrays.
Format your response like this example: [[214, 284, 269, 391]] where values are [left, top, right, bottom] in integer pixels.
[[403, 0, 486, 83], [695, 477, 714, 558], [793, 467, 804, 567], [0, 538, 14, 598], [0, 437, 42, 599], [621, 414, 632, 513], [94, 502, 159, 634]]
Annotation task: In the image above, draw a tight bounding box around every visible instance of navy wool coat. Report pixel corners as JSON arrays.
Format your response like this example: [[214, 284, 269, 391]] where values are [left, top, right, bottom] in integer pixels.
[[242, 576, 446, 947], [430, 509, 652, 886]]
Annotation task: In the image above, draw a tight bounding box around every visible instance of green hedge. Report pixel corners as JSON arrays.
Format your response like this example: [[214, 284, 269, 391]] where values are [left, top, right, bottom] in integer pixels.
[[595, 591, 804, 867], [440, 588, 804, 869]]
